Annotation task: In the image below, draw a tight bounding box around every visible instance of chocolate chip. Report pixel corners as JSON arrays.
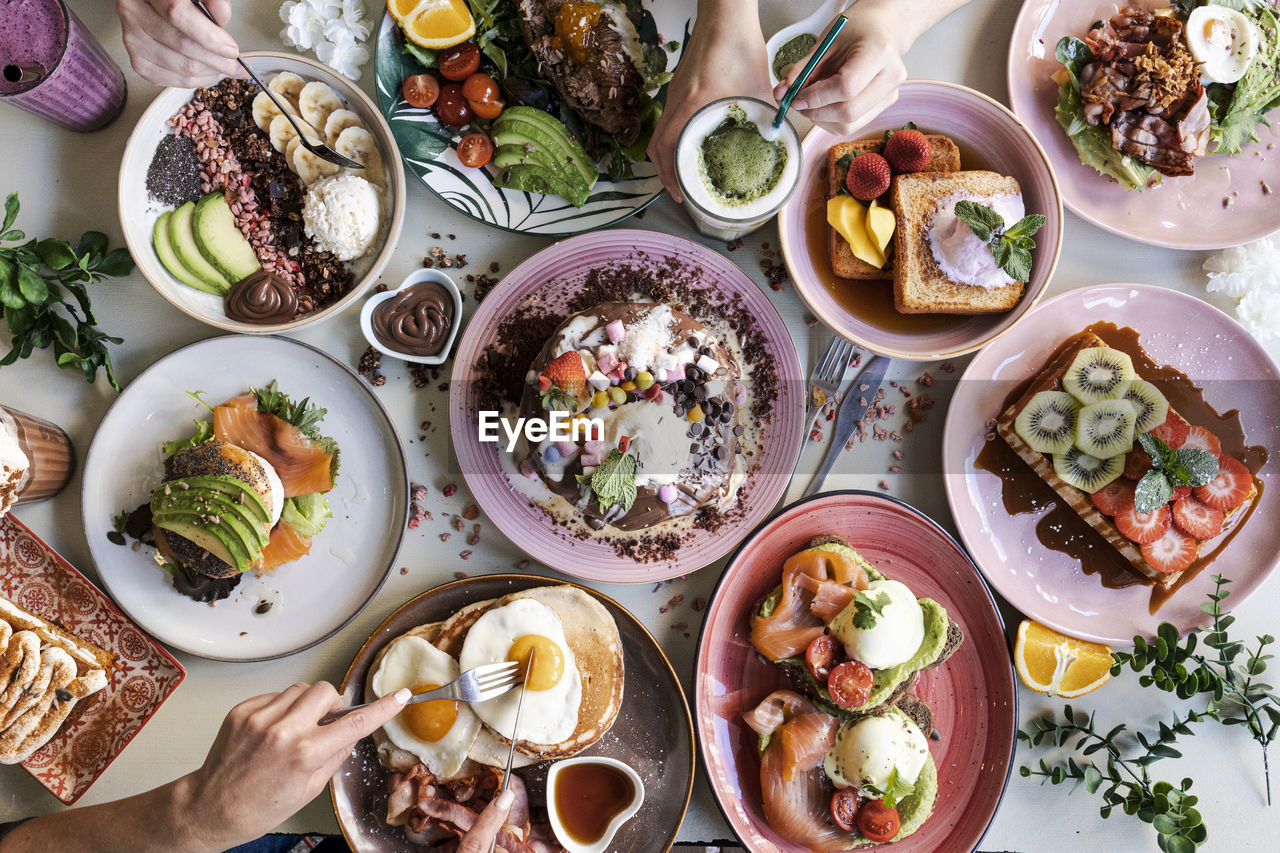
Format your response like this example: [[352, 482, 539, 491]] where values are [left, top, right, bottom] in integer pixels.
[[733, 425, 744, 436]]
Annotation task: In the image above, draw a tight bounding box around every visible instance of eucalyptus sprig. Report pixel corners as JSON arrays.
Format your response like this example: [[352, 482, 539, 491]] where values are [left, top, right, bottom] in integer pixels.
[[1018, 704, 1210, 853], [0, 192, 132, 389]]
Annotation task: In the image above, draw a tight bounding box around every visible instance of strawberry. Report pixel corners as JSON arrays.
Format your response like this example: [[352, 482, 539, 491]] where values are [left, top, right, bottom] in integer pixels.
[[1091, 479, 1135, 516], [1194, 455, 1252, 510], [1171, 485, 1192, 502], [542, 351, 585, 394], [845, 153, 892, 201], [1148, 412, 1189, 449], [1172, 496, 1224, 540], [1122, 446, 1151, 481], [883, 128, 931, 173], [1181, 425, 1222, 456], [1141, 527, 1198, 574], [1114, 504, 1171, 545]]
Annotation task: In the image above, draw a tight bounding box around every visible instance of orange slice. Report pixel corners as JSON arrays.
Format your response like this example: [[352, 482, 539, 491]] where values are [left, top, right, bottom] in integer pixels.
[[398, 0, 475, 49], [1014, 619, 1114, 697]]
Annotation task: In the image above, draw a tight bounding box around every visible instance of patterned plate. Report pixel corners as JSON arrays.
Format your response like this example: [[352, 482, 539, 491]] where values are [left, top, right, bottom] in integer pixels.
[[373, 6, 690, 235], [696, 491, 1017, 853], [448, 228, 805, 583], [1, 515, 185, 804]]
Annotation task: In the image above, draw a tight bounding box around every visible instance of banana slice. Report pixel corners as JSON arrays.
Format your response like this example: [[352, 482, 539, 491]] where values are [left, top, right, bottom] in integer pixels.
[[252, 91, 283, 132], [293, 146, 341, 186], [298, 81, 344, 134], [335, 126, 386, 187], [270, 113, 300, 153], [324, 109, 364, 147], [267, 72, 306, 112], [285, 136, 303, 170]]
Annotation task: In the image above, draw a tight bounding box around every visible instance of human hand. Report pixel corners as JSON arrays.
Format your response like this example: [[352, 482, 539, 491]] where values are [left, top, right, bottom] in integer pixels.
[[773, 1, 909, 137], [456, 788, 517, 853], [173, 681, 410, 851], [116, 0, 245, 87], [648, 13, 774, 202]]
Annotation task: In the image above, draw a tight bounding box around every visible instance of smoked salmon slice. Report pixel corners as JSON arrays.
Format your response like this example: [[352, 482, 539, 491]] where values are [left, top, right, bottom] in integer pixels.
[[260, 519, 312, 570], [751, 549, 869, 662], [213, 403, 334, 497], [761, 716, 857, 851]]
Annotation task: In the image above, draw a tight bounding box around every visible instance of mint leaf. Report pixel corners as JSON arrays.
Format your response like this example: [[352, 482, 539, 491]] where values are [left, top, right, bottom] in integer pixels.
[[954, 200, 1004, 242], [1004, 246, 1033, 283], [865, 767, 916, 810], [1173, 448, 1220, 487], [1138, 433, 1172, 467], [1136, 470, 1174, 514], [852, 590, 892, 629], [1004, 213, 1047, 241], [579, 449, 637, 514]]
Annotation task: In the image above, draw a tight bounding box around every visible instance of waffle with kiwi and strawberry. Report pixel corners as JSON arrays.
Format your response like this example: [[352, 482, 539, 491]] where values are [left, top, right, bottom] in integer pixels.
[[996, 330, 1256, 587], [514, 301, 747, 533]]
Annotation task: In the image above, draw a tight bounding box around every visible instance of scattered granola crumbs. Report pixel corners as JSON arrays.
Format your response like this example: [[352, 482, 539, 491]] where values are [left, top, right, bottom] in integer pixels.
[[467, 533, 480, 546], [919, 372, 933, 387], [692, 597, 706, 612], [459, 550, 472, 560], [672, 621, 689, 632], [804, 314, 817, 327], [892, 449, 903, 460], [412, 484, 428, 502], [399, 566, 408, 575], [431, 232, 441, 239], [357, 346, 384, 386], [408, 518, 421, 530], [455, 571, 468, 579], [878, 480, 891, 491], [889, 465, 901, 473], [443, 483, 457, 498], [440, 532, 451, 542], [447, 234, 455, 240], [452, 516, 465, 531], [374, 282, 389, 293], [517, 559, 529, 570], [940, 361, 956, 373], [462, 504, 480, 521], [1263, 180, 1273, 196]]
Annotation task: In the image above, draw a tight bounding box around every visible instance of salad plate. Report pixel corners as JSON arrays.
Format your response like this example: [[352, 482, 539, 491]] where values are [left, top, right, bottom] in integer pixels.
[[81, 335, 408, 661], [1008, 0, 1280, 249], [374, 2, 689, 235], [943, 284, 1280, 645], [695, 491, 1016, 853]]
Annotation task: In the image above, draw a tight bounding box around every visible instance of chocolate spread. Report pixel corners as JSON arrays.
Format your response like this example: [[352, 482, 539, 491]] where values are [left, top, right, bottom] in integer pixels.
[[224, 270, 298, 325], [372, 281, 455, 357]]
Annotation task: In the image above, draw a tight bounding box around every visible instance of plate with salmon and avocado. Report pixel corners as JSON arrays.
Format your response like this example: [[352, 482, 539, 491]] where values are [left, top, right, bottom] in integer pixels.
[[81, 335, 408, 661], [374, 0, 688, 234]]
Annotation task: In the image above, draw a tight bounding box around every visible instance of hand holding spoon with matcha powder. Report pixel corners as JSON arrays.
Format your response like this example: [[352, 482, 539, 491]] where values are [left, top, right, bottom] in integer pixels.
[[764, 14, 848, 141]]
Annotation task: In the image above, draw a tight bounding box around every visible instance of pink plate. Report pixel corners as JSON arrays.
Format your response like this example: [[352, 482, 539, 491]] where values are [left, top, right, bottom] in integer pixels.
[[695, 491, 1016, 853], [448, 228, 804, 583], [777, 80, 1063, 361], [1, 515, 185, 804], [1008, 0, 1280, 250], [943, 284, 1280, 644]]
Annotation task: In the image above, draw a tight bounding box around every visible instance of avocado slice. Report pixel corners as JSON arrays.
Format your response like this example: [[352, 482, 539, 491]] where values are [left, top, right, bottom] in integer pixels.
[[153, 488, 269, 550], [493, 142, 571, 179], [169, 201, 232, 295], [193, 192, 261, 284], [493, 107, 598, 189], [154, 211, 219, 295], [495, 162, 590, 208], [152, 511, 252, 571], [163, 475, 271, 524]]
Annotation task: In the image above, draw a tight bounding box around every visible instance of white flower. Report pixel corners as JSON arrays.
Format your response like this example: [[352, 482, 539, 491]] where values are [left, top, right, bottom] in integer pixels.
[[278, 0, 373, 81], [1204, 237, 1280, 299], [1235, 286, 1280, 348], [316, 37, 370, 81]]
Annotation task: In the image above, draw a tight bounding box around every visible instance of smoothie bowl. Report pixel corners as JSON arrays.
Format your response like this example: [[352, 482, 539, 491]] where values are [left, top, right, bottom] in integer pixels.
[[119, 52, 406, 334]]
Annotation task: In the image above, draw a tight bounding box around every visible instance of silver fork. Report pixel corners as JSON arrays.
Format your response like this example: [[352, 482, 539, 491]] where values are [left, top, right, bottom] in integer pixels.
[[806, 336, 856, 429], [318, 660, 523, 726], [191, 0, 363, 170]]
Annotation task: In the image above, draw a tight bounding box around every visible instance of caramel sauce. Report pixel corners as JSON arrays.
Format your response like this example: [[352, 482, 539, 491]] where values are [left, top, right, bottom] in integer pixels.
[[974, 322, 1268, 613], [554, 761, 635, 844]]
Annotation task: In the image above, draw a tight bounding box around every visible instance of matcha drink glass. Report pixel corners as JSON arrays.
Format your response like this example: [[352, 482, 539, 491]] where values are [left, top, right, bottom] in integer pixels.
[[675, 97, 801, 241]]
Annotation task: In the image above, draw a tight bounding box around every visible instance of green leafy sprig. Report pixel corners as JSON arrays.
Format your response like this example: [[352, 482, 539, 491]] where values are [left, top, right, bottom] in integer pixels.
[[251, 380, 340, 482], [0, 192, 132, 389], [851, 591, 891, 629], [865, 767, 916, 809], [576, 448, 637, 514], [953, 200, 1046, 283], [1132, 433, 1220, 513]]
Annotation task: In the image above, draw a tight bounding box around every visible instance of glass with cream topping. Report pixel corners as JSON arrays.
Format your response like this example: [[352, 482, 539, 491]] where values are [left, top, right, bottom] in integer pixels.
[[0, 405, 74, 515]]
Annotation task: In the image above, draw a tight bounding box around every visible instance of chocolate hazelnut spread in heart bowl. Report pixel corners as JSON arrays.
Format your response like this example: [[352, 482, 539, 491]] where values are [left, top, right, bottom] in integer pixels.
[[360, 269, 463, 365]]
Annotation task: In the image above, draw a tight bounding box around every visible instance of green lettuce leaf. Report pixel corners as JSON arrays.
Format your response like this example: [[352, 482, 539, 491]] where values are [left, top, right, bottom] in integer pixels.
[[281, 494, 333, 538]]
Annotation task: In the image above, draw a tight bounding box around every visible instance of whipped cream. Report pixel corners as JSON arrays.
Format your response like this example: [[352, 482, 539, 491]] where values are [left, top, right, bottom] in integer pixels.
[[302, 174, 381, 261], [0, 410, 30, 517], [927, 191, 1025, 289]]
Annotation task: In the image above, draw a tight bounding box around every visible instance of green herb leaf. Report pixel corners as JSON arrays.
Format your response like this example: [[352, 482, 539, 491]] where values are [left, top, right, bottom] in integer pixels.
[[1004, 246, 1033, 283], [1005, 213, 1047, 241], [954, 199, 1004, 242], [111, 510, 130, 535], [576, 449, 637, 514], [865, 767, 916, 810], [851, 590, 892, 629], [1, 193, 17, 234], [1135, 471, 1174, 513], [1138, 433, 1172, 466], [1172, 448, 1220, 487], [161, 419, 214, 459]]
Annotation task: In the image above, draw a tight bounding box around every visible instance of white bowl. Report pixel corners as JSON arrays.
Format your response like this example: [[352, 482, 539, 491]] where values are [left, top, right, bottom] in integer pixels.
[[118, 51, 406, 333], [359, 268, 462, 366], [546, 756, 645, 853]]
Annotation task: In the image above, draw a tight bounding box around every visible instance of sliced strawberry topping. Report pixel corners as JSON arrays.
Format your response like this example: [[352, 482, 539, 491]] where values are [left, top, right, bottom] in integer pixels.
[[1148, 412, 1189, 449], [1115, 504, 1172, 545], [1141, 527, 1198, 574], [1172, 497, 1224, 540], [1181, 425, 1222, 456], [1171, 485, 1192, 502], [1091, 479, 1136, 516], [1194, 455, 1252, 510], [1123, 447, 1151, 481]]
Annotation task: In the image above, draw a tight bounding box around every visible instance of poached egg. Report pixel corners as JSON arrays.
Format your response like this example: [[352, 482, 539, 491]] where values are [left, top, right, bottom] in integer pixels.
[[1186, 5, 1259, 85], [828, 579, 926, 670], [823, 711, 930, 794]]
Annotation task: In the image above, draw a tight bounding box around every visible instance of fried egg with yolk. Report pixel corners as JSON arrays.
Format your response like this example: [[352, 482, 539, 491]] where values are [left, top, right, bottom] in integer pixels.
[[459, 599, 582, 745], [371, 635, 481, 778]]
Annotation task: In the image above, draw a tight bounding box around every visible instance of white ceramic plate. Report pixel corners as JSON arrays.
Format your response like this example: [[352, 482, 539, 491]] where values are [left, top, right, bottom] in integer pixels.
[[119, 51, 406, 333], [81, 335, 408, 660]]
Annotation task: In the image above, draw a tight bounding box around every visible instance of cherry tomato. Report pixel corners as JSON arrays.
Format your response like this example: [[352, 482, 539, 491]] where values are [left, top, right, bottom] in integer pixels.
[[462, 72, 501, 104], [438, 43, 481, 81], [434, 83, 472, 127], [402, 73, 440, 109], [468, 97, 505, 120], [457, 132, 494, 168], [830, 788, 860, 832], [804, 634, 840, 683], [827, 660, 874, 710], [856, 799, 900, 843]]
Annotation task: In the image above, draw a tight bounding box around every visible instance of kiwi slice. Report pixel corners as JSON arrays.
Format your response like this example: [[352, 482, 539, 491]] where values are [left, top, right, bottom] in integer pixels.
[[1015, 391, 1081, 455], [1054, 447, 1125, 492], [1062, 346, 1137, 404], [1075, 399, 1136, 458], [1122, 379, 1169, 433]]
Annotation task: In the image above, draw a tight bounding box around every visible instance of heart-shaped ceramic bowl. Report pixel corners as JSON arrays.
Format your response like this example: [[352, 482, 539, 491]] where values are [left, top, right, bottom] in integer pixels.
[[546, 756, 646, 853], [359, 268, 462, 366]]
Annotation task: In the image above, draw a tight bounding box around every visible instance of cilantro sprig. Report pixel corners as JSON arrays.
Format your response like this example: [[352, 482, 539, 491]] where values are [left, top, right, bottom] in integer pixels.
[[576, 448, 637, 515], [851, 591, 892, 630], [865, 767, 916, 810], [0, 192, 132, 389], [1133, 433, 1219, 513], [953, 200, 1046, 283]]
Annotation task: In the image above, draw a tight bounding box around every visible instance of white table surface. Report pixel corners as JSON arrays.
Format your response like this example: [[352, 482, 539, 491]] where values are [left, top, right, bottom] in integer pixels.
[[2, 1, 1278, 850]]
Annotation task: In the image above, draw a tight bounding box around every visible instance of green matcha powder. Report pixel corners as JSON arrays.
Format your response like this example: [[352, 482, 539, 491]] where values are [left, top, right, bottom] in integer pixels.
[[698, 105, 787, 206], [772, 32, 816, 80]]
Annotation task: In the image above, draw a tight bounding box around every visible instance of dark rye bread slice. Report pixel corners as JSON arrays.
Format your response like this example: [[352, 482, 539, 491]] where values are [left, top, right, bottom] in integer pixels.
[[995, 331, 1256, 589], [827, 135, 961, 281], [891, 170, 1026, 315]]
